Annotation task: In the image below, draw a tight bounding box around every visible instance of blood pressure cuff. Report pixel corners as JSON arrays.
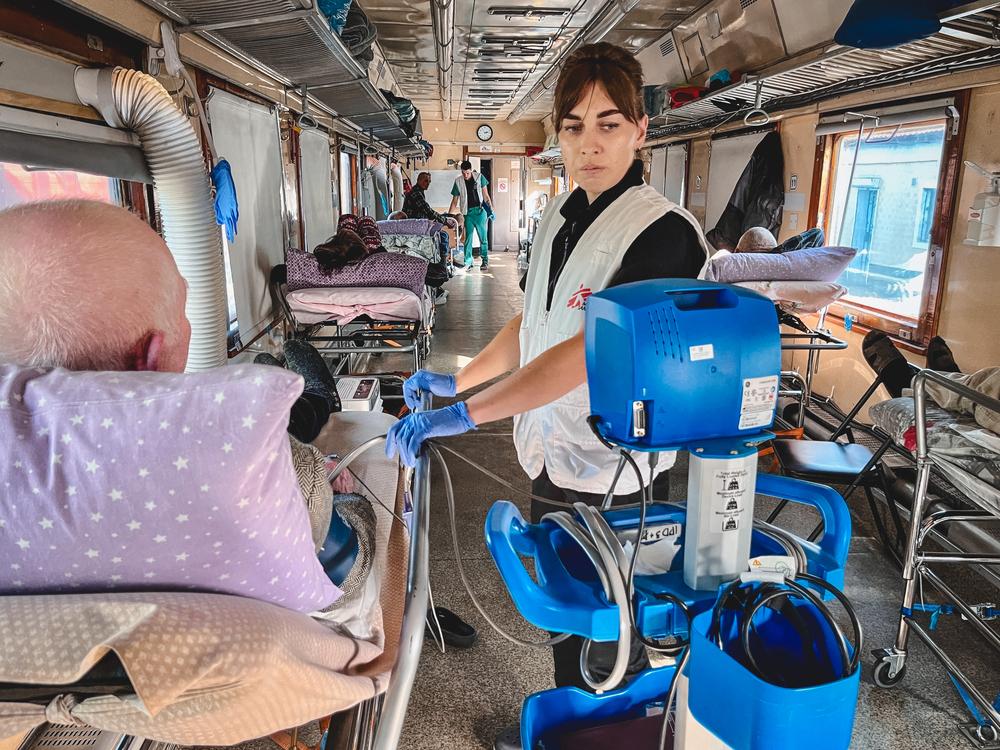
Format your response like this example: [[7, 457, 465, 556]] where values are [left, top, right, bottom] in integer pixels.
[[834, 0, 968, 49]]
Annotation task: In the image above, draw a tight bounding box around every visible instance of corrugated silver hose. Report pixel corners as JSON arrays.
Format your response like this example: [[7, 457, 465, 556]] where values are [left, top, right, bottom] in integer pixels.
[[74, 66, 228, 371]]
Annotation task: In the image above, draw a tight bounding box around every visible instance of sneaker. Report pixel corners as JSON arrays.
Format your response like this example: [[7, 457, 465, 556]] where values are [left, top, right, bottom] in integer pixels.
[[493, 725, 521, 750], [480, 263, 489, 272], [435, 289, 448, 306], [464, 264, 474, 272]]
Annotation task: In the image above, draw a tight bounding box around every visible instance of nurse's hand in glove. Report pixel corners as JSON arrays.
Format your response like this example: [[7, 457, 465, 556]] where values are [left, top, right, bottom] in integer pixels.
[[385, 403, 477, 467], [403, 369, 456, 411]]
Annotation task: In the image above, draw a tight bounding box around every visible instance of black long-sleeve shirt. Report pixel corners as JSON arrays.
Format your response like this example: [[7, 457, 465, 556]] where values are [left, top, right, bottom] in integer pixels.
[[401, 184, 448, 225], [520, 160, 705, 310]]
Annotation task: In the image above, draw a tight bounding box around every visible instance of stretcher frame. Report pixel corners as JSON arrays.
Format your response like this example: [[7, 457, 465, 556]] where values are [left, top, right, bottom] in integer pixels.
[[777, 307, 848, 430], [272, 269, 433, 376], [873, 370, 1000, 749]]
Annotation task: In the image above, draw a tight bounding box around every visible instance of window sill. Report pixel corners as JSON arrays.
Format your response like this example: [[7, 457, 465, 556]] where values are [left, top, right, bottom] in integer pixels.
[[825, 302, 929, 356]]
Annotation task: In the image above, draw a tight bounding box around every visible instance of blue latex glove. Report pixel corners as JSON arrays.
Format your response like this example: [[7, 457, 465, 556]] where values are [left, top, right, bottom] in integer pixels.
[[385, 403, 477, 467], [211, 159, 239, 243], [403, 369, 456, 411], [484, 201, 496, 222]]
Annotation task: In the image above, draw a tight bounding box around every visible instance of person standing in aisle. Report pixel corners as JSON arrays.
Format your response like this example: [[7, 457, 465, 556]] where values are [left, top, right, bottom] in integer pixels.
[[386, 43, 712, 749], [448, 160, 494, 272]]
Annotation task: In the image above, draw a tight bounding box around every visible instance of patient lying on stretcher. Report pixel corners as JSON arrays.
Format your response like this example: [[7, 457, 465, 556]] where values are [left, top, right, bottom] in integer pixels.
[[0, 200, 373, 612]]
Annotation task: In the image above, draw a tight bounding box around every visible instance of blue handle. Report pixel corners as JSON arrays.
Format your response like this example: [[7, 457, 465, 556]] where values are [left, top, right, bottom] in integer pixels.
[[484, 501, 618, 638], [756, 473, 851, 568]]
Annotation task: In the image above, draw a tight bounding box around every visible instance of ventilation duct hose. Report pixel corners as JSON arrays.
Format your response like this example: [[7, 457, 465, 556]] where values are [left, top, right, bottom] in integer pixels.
[[74, 66, 228, 372]]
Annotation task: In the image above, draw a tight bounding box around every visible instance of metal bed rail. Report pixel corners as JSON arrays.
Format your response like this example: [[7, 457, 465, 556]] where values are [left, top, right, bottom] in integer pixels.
[[778, 308, 848, 429], [326, 392, 432, 750], [874, 370, 1000, 747]]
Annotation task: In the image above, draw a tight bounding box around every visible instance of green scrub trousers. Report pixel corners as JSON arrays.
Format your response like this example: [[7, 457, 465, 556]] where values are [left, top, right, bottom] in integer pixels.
[[463, 206, 489, 265]]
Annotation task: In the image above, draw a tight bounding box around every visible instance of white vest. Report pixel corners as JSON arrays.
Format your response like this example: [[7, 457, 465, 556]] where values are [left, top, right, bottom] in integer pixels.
[[513, 184, 711, 493], [454, 171, 484, 215]]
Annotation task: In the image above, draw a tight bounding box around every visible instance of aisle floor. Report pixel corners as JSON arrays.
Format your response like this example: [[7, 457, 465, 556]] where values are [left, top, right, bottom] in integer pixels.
[[397, 255, 999, 750]]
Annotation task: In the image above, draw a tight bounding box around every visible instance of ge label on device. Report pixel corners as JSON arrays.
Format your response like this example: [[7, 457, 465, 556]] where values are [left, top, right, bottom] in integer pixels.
[[739, 375, 779, 430]]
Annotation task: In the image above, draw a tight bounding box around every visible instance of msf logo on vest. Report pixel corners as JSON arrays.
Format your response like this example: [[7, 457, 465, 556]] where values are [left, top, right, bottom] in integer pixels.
[[566, 284, 593, 311]]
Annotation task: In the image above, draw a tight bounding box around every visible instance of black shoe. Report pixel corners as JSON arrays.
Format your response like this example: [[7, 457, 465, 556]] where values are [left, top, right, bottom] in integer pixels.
[[493, 725, 521, 750], [424, 606, 478, 649], [927, 335, 961, 373], [480, 263, 489, 272], [861, 330, 912, 399]]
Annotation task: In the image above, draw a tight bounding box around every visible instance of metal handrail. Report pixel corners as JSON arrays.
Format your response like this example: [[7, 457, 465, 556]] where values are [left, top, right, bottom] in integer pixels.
[[373, 393, 431, 749], [912, 369, 1000, 460]]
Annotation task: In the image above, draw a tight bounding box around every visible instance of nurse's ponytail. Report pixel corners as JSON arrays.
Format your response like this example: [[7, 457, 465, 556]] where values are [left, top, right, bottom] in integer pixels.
[[553, 43, 644, 130]]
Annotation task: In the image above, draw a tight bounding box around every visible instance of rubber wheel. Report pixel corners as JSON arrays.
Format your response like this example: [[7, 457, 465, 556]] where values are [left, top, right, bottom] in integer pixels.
[[872, 658, 907, 688]]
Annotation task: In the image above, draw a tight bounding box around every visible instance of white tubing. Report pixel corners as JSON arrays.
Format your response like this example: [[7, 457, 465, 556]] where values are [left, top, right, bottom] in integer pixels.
[[74, 66, 228, 371]]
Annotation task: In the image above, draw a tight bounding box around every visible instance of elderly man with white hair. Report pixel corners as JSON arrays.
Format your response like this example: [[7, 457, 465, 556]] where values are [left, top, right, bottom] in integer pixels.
[[0, 199, 374, 588]]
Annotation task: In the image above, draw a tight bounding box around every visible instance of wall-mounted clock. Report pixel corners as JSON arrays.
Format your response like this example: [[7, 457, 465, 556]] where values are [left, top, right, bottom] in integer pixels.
[[477, 124, 494, 142]]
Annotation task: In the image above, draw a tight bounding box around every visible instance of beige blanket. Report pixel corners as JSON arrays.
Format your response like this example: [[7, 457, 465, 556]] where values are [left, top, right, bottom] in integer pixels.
[[0, 412, 407, 746], [925, 367, 1000, 436]]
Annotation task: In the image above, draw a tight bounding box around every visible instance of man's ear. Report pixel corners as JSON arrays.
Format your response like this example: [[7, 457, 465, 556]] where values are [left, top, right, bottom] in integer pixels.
[[128, 330, 166, 371]]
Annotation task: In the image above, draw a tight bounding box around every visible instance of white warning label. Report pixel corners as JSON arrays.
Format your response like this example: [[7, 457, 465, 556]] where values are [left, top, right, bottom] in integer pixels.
[[711, 467, 752, 533], [739, 375, 779, 431], [689, 344, 715, 362]]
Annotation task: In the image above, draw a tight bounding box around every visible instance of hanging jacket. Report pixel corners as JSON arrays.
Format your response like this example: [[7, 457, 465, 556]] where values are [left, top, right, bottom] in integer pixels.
[[515, 185, 711, 493], [454, 171, 484, 215], [706, 130, 784, 251]]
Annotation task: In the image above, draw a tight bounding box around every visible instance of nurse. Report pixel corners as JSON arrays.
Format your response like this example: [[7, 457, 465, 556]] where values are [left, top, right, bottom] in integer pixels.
[[386, 41, 711, 743]]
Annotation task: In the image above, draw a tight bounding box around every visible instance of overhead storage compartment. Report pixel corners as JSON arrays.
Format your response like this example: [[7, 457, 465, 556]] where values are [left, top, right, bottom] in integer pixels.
[[143, 0, 423, 153]]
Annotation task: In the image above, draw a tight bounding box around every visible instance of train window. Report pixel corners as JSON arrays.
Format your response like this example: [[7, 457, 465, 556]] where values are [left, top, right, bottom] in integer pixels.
[[820, 120, 949, 331], [0, 162, 123, 210]]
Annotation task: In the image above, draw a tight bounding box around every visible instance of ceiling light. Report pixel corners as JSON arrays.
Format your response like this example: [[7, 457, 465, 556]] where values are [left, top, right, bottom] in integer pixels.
[[487, 7, 570, 20]]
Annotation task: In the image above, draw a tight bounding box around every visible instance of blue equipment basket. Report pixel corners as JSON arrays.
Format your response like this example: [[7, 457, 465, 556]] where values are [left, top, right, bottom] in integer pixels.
[[686, 607, 860, 749], [484, 473, 850, 642]]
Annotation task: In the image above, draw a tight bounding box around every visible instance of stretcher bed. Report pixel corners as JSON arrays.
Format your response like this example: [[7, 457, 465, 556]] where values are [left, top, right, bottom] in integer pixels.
[[273, 265, 434, 374], [0, 406, 433, 750], [872, 371, 1000, 746]]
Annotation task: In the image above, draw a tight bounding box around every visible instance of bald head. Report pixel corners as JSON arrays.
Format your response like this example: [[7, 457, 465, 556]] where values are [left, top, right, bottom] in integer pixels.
[[0, 200, 191, 372], [736, 227, 778, 253]]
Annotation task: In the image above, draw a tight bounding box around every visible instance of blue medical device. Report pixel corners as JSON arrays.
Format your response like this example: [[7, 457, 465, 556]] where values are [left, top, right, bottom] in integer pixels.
[[483, 279, 859, 749], [585, 281, 781, 450]]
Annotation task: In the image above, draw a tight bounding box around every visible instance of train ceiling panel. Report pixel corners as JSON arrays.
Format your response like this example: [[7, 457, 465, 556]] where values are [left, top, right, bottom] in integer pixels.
[[360, 0, 710, 122]]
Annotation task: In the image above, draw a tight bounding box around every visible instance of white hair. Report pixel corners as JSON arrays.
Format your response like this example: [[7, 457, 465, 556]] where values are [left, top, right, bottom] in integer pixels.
[[735, 227, 778, 253], [0, 200, 184, 370]]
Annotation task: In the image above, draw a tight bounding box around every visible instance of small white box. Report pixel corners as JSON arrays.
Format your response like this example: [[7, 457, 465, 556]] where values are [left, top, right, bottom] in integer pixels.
[[337, 377, 381, 411]]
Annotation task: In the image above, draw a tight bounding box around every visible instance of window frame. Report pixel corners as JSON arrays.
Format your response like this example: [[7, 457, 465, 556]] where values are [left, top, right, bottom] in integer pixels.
[[809, 91, 969, 350]]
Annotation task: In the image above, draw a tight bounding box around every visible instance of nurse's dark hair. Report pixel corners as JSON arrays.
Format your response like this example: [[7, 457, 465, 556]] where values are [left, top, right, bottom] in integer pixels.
[[553, 43, 644, 130]]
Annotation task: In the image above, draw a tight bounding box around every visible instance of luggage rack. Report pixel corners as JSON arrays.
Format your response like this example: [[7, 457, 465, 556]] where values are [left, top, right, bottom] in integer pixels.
[[142, 0, 422, 153]]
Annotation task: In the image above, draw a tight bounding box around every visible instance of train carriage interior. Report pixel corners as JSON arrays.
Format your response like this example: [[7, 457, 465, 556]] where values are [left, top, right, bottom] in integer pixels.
[[1, 1, 1000, 749]]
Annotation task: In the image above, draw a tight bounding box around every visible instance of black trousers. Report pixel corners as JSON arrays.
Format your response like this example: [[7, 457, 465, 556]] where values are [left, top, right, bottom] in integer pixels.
[[529, 467, 670, 690]]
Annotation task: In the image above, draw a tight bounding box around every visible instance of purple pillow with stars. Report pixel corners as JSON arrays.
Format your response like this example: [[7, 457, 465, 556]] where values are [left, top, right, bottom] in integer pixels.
[[0, 364, 341, 613]]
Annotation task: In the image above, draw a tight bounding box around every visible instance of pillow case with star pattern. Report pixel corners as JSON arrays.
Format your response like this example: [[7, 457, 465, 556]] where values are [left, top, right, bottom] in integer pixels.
[[0, 364, 341, 613]]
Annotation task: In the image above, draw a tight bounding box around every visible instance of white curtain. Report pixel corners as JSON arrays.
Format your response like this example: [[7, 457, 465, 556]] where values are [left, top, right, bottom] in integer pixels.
[[207, 89, 286, 343], [705, 131, 768, 231], [299, 129, 337, 252], [664, 144, 688, 207], [649, 147, 667, 196]]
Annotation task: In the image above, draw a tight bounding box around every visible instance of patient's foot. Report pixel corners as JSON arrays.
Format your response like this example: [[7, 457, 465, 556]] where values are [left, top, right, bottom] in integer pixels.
[[861, 330, 912, 399], [927, 335, 961, 373]]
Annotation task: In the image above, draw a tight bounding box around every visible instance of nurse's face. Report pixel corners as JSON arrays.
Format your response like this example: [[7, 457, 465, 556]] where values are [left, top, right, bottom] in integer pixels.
[[559, 82, 648, 203]]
